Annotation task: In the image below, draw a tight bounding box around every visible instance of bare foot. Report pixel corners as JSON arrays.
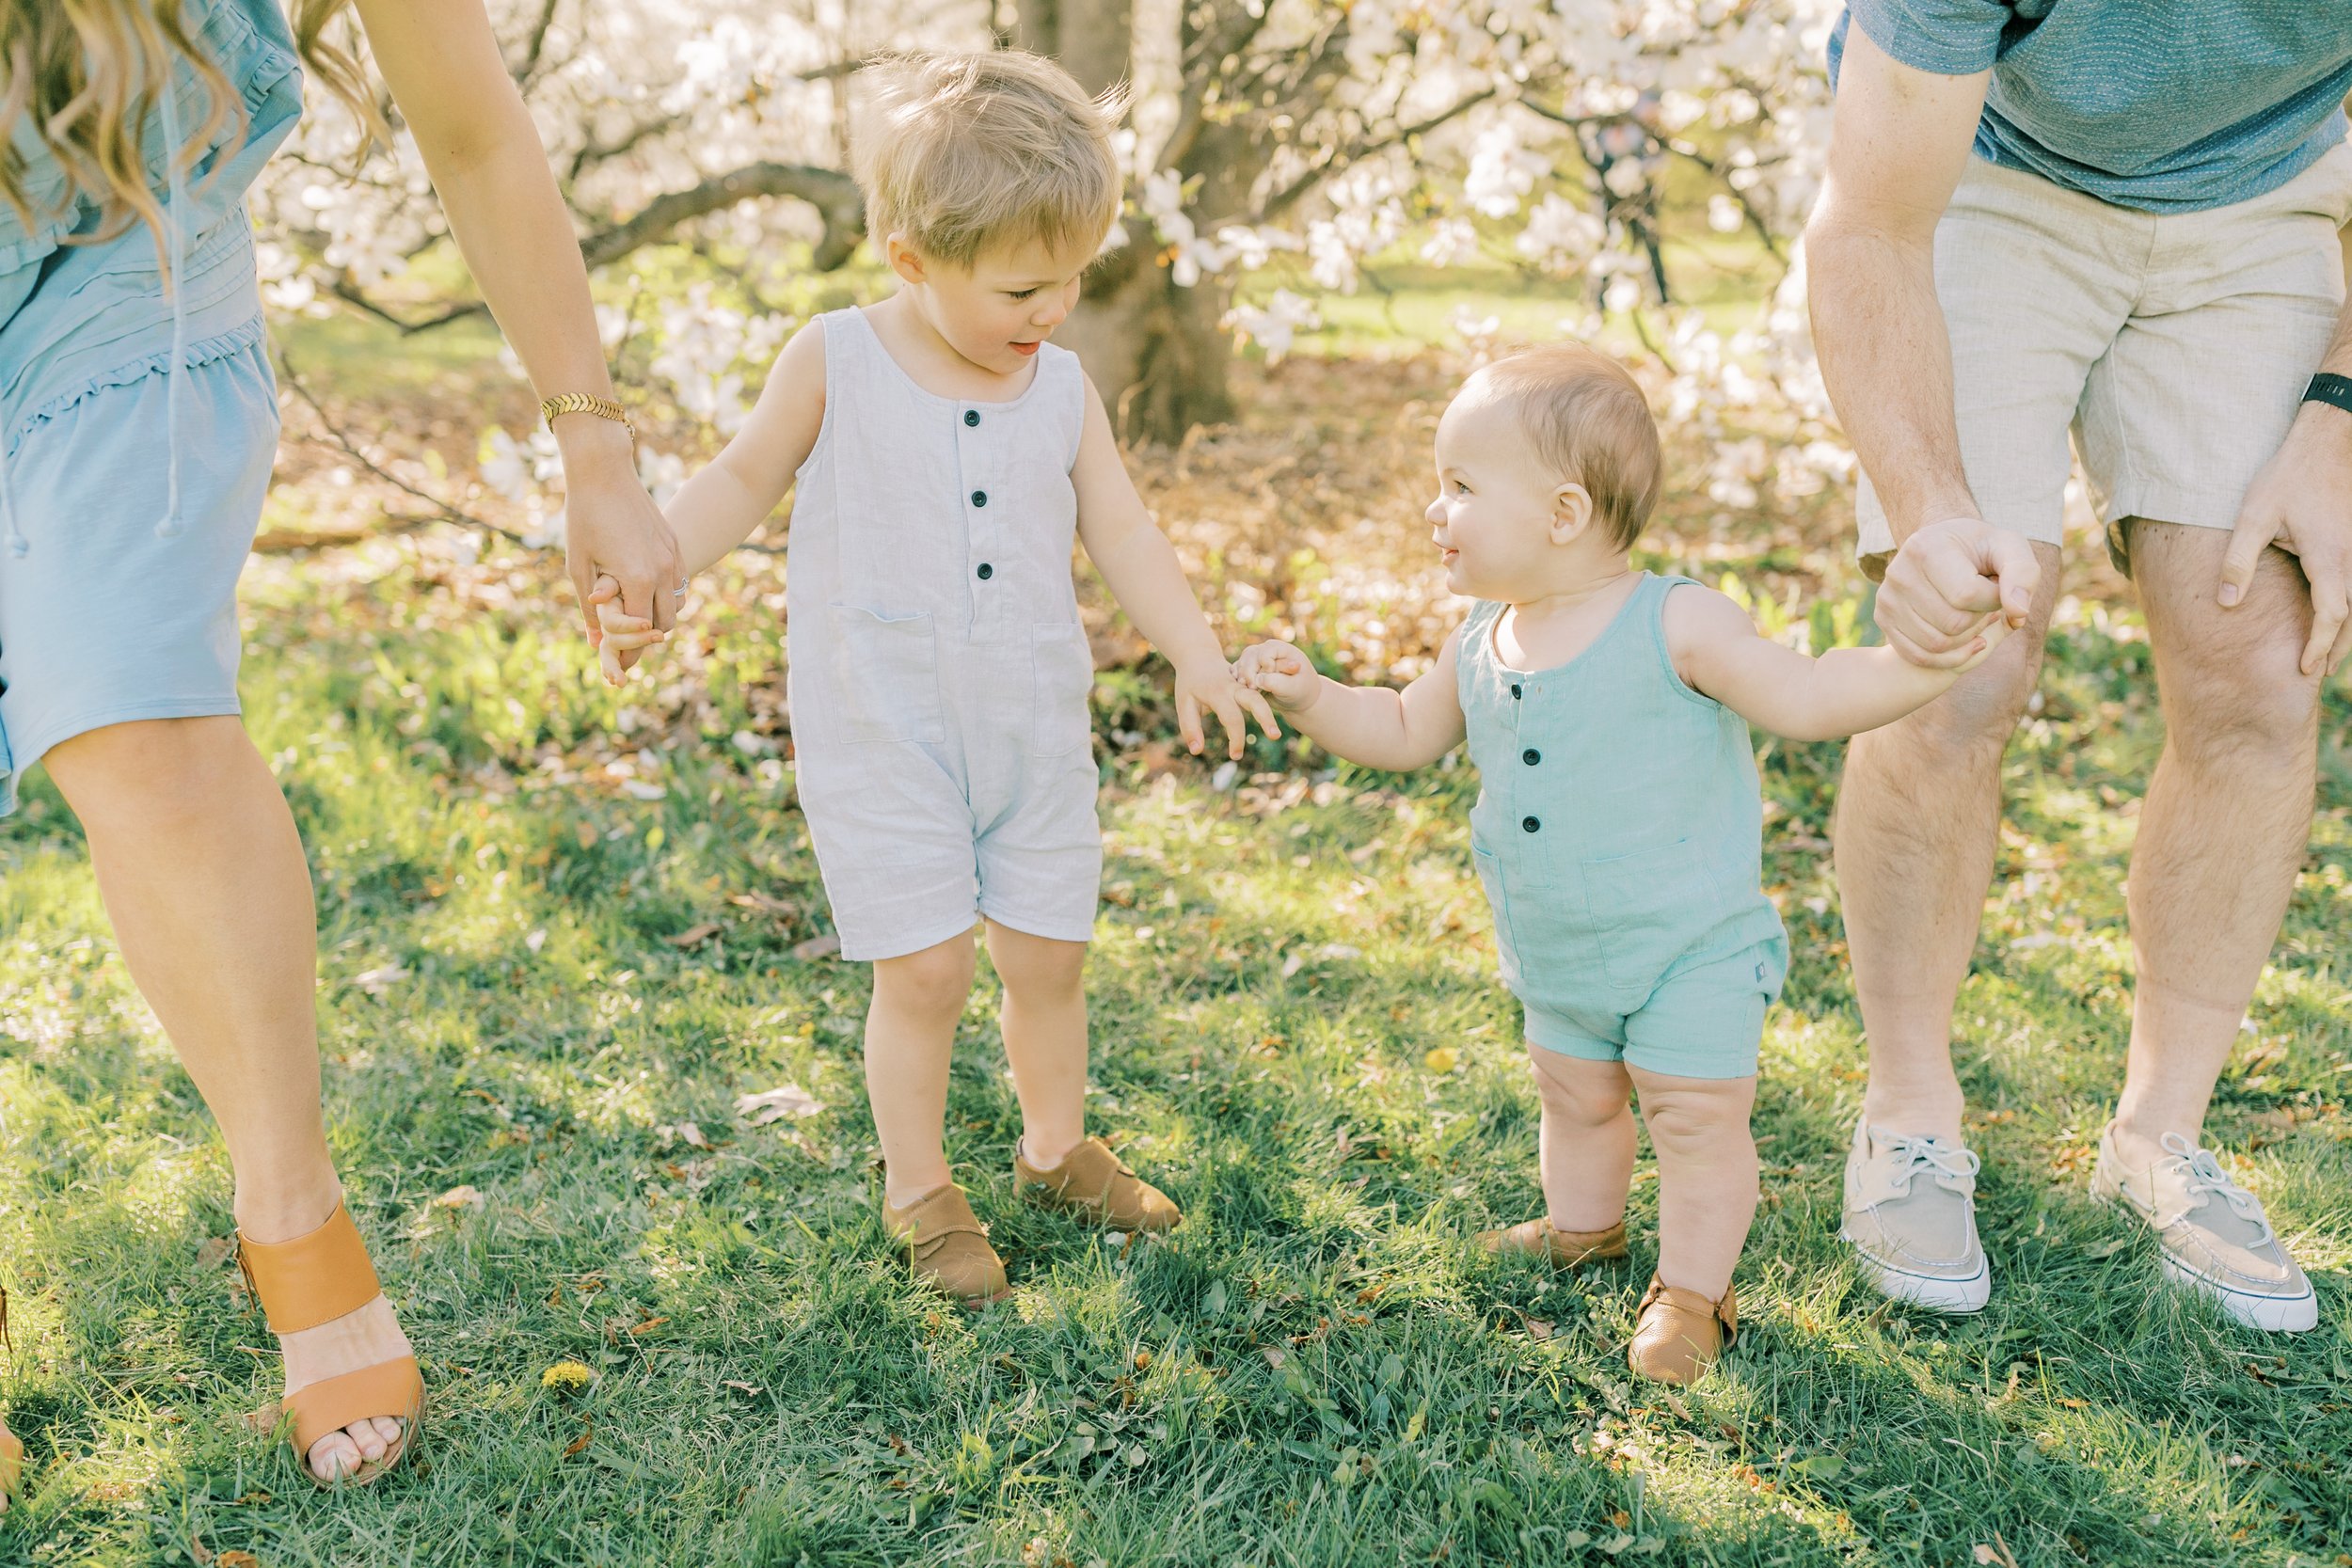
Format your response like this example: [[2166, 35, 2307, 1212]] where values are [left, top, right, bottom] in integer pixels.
[[277, 1294, 414, 1481]]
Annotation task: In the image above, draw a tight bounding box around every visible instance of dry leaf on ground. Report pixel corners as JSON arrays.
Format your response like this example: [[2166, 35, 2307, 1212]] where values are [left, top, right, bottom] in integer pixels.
[[735, 1085, 823, 1125]]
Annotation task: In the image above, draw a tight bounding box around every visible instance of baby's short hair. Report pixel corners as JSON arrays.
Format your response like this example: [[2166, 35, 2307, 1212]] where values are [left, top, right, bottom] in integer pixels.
[[1470, 343, 1662, 549], [852, 50, 1124, 269]]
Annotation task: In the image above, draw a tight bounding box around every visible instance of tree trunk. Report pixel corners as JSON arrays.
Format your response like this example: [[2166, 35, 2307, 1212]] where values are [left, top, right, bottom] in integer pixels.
[[1015, 0, 1238, 445]]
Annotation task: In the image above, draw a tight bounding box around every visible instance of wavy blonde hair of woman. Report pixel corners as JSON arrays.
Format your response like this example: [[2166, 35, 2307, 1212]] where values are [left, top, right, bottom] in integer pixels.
[[0, 0, 374, 262]]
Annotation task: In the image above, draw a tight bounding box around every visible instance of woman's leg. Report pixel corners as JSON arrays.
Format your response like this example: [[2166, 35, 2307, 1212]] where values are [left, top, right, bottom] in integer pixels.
[[1627, 1068, 1759, 1301], [866, 931, 978, 1209], [1527, 1047, 1638, 1232], [40, 716, 410, 1481], [982, 922, 1089, 1171]]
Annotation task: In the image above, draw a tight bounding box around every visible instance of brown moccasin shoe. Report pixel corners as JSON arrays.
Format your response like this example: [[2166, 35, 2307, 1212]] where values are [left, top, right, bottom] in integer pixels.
[[1477, 1216, 1629, 1268], [882, 1183, 1009, 1307], [1014, 1136, 1182, 1233], [1628, 1274, 1738, 1385]]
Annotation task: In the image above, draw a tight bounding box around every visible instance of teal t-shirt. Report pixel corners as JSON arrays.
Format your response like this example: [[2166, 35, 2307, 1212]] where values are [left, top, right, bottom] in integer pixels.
[[1829, 2, 2352, 213]]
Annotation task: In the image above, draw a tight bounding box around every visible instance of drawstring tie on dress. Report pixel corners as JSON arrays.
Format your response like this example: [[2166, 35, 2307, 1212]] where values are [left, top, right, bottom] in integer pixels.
[[156, 79, 191, 541]]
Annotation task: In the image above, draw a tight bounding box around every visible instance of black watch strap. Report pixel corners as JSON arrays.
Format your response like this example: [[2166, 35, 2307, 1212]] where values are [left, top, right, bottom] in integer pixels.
[[2304, 372, 2352, 414]]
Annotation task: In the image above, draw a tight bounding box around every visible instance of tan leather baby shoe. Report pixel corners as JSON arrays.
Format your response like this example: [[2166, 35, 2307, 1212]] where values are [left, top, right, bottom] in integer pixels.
[[1628, 1274, 1738, 1384], [882, 1183, 1009, 1307], [1478, 1216, 1629, 1268], [1014, 1136, 1182, 1233]]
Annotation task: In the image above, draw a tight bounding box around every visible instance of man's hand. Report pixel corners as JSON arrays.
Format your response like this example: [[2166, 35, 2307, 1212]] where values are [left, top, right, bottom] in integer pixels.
[[1172, 658, 1280, 760], [2220, 410, 2352, 675], [1877, 516, 2041, 668]]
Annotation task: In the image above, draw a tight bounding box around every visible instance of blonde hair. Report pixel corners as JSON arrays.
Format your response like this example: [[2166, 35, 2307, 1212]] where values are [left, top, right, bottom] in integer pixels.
[[851, 49, 1123, 269], [1470, 343, 1663, 549], [0, 0, 374, 261]]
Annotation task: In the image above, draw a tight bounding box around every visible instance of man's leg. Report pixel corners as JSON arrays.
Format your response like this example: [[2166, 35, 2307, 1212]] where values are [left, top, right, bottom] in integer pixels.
[[1834, 544, 2063, 1139], [1830, 547, 2059, 1310], [2086, 520, 2321, 1330], [2111, 522, 2320, 1155]]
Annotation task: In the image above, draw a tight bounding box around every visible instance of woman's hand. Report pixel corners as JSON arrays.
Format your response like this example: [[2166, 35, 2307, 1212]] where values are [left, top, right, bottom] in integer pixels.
[[560, 420, 681, 663], [348, 0, 683, 660], [1232, 641, 1323, 714]]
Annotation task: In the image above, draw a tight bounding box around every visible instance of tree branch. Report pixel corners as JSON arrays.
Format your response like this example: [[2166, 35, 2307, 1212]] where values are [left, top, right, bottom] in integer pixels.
[[1250, 86, 1499, 225], [327, 160, 867, 334], [1162, 2, 1279, 172], [277, 349, 789, 559], [276, 349, 539, 547], [327, 280, 490, 335], [579, 161, 866, 273], [515, 0, 563, 86]]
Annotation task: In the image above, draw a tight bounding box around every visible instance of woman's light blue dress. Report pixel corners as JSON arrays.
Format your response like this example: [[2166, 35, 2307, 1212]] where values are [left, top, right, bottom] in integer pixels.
[[0, 0, 302, 810]]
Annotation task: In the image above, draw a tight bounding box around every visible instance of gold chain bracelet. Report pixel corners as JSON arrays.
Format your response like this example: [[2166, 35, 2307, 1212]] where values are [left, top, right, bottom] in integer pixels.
[[539, 391, 634, 438]]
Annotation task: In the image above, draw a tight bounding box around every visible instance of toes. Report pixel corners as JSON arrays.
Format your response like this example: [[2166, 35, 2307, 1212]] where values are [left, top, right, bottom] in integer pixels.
[[346, 1419, 390, 1462], [365, 1415, 406, 1450], [308, 1432, 362, 1482]]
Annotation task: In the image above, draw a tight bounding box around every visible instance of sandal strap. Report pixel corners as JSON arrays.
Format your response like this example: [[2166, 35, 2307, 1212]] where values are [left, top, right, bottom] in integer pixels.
[[235, 1203, 382, 1334], [283, 1355, 422, 1455], [1639, 1276, 1740, 1345], [0, 1422, 21, 1497], [885, 1186, 990, 1244]]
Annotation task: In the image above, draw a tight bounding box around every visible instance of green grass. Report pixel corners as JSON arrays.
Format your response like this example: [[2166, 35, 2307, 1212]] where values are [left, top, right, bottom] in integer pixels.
[[0, 533, 2345, 1567]]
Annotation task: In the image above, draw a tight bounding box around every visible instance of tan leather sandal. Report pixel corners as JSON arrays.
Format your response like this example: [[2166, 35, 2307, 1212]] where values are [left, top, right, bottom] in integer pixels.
[[235, 1203, 423, 1487], [1014, 1136, 1182, 1233], [1628, 1274, 1738, 1385], [882, 1183, 1009, 1307], [1478, 1216, 1629, 1268]]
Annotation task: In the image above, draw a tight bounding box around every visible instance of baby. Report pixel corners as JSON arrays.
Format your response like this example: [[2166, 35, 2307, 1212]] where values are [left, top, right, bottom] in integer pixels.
[[1235, 344, 2009, 1383], [597, 50, 1275, 1306]]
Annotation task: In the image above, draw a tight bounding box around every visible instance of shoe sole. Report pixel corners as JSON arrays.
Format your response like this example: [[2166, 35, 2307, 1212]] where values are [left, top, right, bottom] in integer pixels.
[[1844, 1236, 1992, 1314], [2157, 1254, 2318, 1333], [2091, 1187, 2318, 1333]]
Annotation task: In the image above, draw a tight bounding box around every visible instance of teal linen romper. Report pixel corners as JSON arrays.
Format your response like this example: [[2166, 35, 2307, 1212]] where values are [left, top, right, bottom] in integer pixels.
[[0, 0, 301, 811], [1456, 573, 1788, 1079]]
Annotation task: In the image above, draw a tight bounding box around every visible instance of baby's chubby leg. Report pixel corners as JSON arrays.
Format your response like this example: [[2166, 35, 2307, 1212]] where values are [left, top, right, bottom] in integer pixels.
[[1627, 1068, 1759, 1301], [1528, 1045, 1639, 1231], [984, 920, 1089, 1169], [867, 931, 979, 1209]]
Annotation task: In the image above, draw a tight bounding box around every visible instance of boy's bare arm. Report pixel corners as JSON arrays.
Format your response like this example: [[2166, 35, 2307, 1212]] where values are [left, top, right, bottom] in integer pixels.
[[665, 321, 830, 578], [1072, 377, 1277, 756]]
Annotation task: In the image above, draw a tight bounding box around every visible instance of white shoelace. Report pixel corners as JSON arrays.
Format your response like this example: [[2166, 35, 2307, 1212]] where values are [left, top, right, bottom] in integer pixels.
[[1871, 1127, 1980, 1194], [2159, 1131, 2274, 1246]]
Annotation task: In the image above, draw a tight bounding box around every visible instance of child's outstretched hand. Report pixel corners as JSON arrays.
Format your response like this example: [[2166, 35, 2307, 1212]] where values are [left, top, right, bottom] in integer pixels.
[[1171, 658, 1281, 760], [588, 572, 671, 687], [1232, 640, 1322, 714]]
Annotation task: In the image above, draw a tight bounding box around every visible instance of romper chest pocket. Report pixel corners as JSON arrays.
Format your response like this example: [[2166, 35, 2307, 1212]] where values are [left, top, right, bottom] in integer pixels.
[[1028, 622, 1096, 757], [828, 604, 944, 745], [1581, 837, 1712, 994]]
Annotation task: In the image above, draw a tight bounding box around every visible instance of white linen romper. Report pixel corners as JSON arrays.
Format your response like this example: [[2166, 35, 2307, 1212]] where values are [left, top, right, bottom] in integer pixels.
[[785, 307, 1102, 961]]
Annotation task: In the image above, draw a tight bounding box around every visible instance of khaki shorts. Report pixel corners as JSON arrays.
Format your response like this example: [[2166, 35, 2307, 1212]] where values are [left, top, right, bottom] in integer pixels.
[[1857, 143, 2352, 579]]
